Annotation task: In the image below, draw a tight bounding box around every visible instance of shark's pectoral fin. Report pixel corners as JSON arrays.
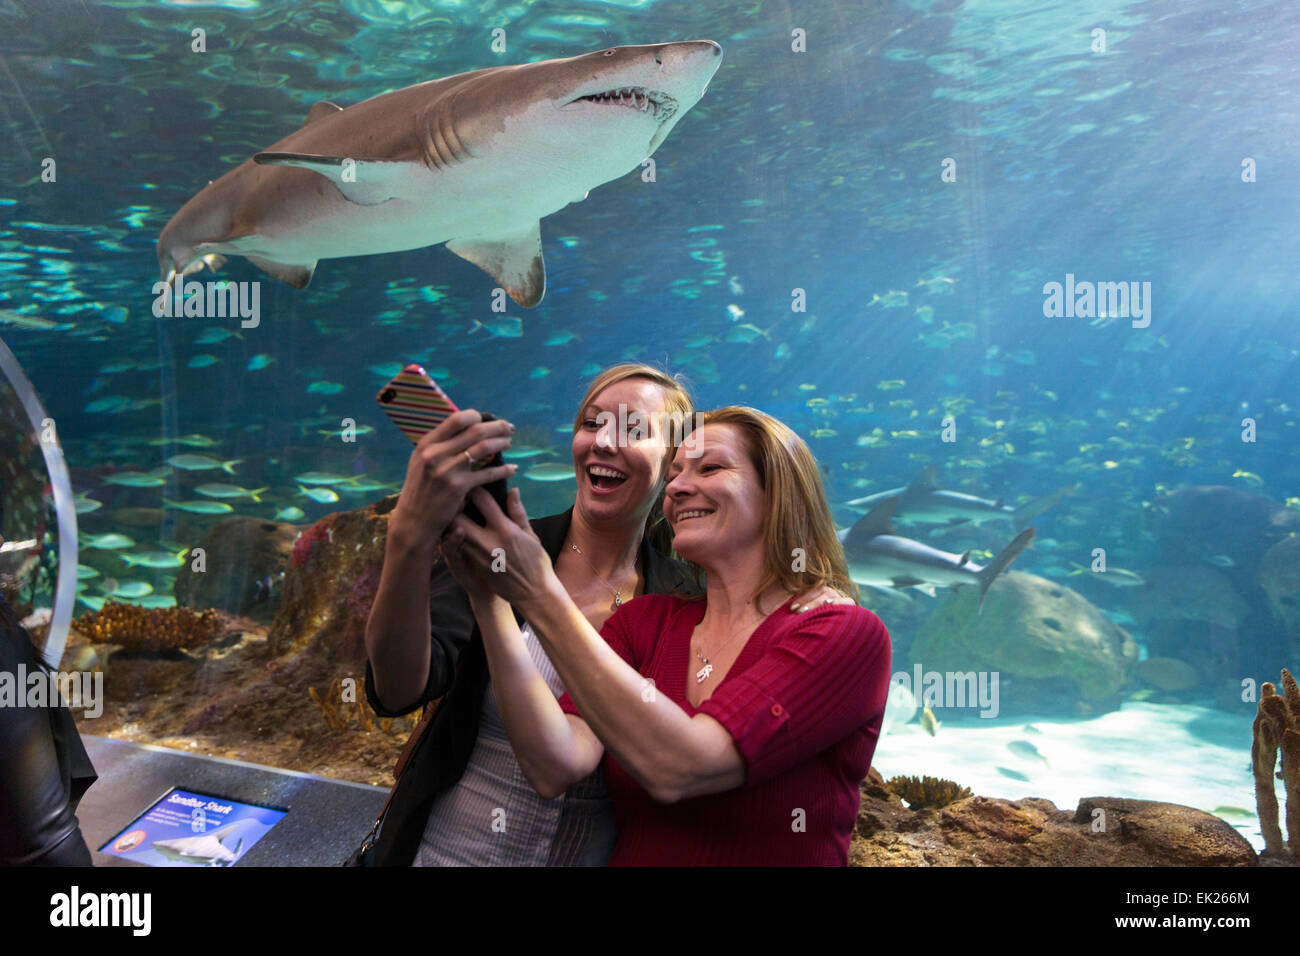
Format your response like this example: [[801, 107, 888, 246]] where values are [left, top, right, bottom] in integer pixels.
[[890, 576, 926, 589], [252, 152, 405, 206], [446, 224, 546, 308], [246, 255, 316, 289]]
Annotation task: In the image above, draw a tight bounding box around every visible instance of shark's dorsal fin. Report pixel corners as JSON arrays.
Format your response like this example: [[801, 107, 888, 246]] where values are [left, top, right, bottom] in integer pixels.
[[847, 496, 898, 547], [252, 152, 405, 206], [446, 224, 546, 308], [911, 466, 938, 490], [957, 550, 971, 567], [303, 101, 343, 126]]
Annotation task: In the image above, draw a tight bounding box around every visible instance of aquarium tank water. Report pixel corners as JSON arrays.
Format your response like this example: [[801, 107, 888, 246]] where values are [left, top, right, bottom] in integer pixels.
[[1, 0, 1297, 860]]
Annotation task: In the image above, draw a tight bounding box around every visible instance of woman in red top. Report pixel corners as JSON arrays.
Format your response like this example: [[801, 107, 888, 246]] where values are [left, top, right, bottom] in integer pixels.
[[440, 406, 892, 865]]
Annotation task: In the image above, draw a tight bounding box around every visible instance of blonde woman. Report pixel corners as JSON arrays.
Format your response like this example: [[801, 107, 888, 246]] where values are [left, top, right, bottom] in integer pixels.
[[441, 406, 892, 865], [365, 373, 847, 866]]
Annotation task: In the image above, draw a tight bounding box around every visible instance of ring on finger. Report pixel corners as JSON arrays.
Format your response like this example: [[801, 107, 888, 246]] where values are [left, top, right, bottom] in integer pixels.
[[465, 451, 475, 467]]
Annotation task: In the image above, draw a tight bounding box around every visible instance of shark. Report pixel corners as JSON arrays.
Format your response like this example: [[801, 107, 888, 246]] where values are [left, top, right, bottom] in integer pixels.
[[838, 497, 1034, 609], [846, 466, 1074, 531], [150, 821, 248, 866], [157, 41, 723, 306]]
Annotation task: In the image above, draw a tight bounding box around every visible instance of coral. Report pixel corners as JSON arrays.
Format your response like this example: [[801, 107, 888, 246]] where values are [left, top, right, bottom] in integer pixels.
[[885, 774, 973, 810], [74, 601, 225, 652], [291, 517, 334, 570], [308, 675, 408, 735], [1252, 667, 1300, 861]]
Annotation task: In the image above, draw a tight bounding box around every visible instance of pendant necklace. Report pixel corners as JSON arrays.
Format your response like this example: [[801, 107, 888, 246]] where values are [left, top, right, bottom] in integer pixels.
[[694, 616, 755, 684], [569, 541, 631, 613]]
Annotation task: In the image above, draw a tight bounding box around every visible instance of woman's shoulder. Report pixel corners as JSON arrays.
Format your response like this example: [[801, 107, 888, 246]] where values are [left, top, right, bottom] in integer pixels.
[[787, 602, 890, 645]]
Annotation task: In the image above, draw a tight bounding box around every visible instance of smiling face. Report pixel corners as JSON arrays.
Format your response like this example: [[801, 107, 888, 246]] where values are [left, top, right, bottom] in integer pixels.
[[663, 423, 767, 567], [572, 377, 672, 528]]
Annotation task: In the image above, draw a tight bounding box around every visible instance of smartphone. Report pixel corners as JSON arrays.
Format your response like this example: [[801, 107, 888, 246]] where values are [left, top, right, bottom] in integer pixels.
[[376, 364, 508, 525]]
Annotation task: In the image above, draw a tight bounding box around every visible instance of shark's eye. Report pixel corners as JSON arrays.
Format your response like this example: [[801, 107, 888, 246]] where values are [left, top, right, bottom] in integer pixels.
[[603, 49, 617, 56]]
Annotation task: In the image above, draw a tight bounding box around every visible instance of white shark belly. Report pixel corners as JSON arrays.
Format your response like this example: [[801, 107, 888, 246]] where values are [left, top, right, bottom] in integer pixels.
[[214, 153, 610, 266]]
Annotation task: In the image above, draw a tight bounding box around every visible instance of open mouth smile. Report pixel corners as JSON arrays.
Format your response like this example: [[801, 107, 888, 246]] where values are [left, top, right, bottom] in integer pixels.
[[587, 464, 628, 493]]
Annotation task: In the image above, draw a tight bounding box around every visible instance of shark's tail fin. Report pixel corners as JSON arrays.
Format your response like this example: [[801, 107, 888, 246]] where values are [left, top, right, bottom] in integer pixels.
[[1012, 484, 1077, 532], [976, 528, 1035, 611]]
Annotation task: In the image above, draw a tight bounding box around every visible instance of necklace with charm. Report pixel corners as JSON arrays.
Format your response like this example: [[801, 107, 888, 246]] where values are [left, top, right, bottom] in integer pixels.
[[694, 617, 757, 684], [568, 541, 633, 613]]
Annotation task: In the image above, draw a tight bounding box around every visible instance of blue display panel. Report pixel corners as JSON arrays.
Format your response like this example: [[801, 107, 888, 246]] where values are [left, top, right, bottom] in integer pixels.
[[99, 788, 287, 867]]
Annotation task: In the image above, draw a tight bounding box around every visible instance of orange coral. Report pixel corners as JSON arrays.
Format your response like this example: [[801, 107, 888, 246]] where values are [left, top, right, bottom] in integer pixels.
[[74, 601, 224, 652]]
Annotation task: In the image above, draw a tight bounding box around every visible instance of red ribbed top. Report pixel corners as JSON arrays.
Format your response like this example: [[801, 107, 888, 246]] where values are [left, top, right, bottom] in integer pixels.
[[559, 594, 892, 866]]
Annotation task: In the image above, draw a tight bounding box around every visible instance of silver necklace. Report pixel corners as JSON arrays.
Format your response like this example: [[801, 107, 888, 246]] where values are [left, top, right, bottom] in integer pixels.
[[569, 542, 631, 612], [694, 617, 756, 684]]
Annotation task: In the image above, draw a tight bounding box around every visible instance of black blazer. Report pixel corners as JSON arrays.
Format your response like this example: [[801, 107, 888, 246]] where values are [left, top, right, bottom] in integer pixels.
[[364, 507, 697, 867]]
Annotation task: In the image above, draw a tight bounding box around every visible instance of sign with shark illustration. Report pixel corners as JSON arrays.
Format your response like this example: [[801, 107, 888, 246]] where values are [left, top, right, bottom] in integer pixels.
[[99, 788, 287, 867]]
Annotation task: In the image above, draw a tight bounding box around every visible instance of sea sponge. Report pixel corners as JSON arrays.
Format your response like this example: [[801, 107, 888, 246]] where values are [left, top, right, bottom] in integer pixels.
[[885, 774, 973, 809], [1252, 667, 1299, 861], [74, 601, 225, 652]]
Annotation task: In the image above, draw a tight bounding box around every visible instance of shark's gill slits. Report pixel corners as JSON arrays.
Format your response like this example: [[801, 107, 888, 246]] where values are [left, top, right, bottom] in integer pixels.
[[574, 87, 678, 121]]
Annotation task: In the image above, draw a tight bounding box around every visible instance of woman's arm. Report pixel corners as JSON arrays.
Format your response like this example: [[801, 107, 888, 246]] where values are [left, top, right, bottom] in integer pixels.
[[438, 532, 604, 799], [446, 489, 747, 803], [365, 410, 515, 712]]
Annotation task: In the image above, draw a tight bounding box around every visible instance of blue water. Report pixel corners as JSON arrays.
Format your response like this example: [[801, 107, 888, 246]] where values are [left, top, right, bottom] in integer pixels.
[[1, 0, 1296, 837]]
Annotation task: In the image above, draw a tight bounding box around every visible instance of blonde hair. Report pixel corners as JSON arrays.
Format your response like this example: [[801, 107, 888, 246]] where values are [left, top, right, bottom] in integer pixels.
[[676, 406, 859, 606], [572, 363, 694, 554]]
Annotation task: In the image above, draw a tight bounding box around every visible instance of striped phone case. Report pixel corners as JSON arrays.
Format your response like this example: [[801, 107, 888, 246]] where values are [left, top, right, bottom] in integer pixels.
[[376, 365, 459, 443]]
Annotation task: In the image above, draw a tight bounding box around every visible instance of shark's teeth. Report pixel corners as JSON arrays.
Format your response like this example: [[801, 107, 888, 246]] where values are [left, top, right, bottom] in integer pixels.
[[575, 87, 678, 121]]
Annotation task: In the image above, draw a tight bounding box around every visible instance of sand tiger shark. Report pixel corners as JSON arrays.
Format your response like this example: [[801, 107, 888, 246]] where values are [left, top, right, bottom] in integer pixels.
[[150, 821, 249, 866], [846, 466, 1074, 531], [839, 498, 1034, 609], [156, 41, 723, 306]]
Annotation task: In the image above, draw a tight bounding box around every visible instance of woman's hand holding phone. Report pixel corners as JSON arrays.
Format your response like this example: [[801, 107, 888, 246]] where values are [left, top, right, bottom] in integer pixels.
[[387, 410, 517, 556]]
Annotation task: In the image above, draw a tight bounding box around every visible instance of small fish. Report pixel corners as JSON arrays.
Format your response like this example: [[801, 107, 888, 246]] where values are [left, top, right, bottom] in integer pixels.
[[544, 330, 578, 346], [529, 367, 551, 379], [869, 290, 909, 308], [316, 423, 375, 439], [102, 470, 169, 487], [773, 343, 791, 360], [798, 383, 817, 392], [1232, 469, 1263, 487], [306, 381, 346, 395], [1006, 349, 1037, 365], [502, 445, 554, 461], [195, 483, 268, 501], [106, 581, 154, 599], [186, 354, 220, 368], [1205, 554, 1235, 568], [137, 595, 177, 609], [98, 360, 137, 374], [73, 494, 103, 515], [1068, 563, 1145, 586], [77, 595, 107, 612], [469, 317, 523, 338], [76, 565, 101, 580], [294, 471, 355, 486], [1210, 806, 1256, 821], [195, 326, 242, 345], [165, 499, 235, 514], [810, 428, 838, 438], [0, 308, 60, 330], [725, 323, 768, 343], [877, 379, 906, 391], [728, 275, 744, 295], [368, 362, 405, 379], [996, 767, 1031, 782], [726, 303, 745, 321], [84, 396, 133, 414], [83, 533, 135, 550], [913, 304, 935, 324], [167, 454, 242, 473], [1007, 739, 1049, 764], [148, 434, 217, 448], [247, 353, 275, 371], [274, 506, 306, 521], [298, 485, 340, 503], [916, 276, 956, 294], [120, 550, 188, 569], [524, 462, 577, 482], [920, 705, 940, 736]]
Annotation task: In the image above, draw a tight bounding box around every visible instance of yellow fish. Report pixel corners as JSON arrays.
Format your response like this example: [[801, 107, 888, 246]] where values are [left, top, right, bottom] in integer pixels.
[[1232, 469, 1263, 487], [920, 705, 940, 736]]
